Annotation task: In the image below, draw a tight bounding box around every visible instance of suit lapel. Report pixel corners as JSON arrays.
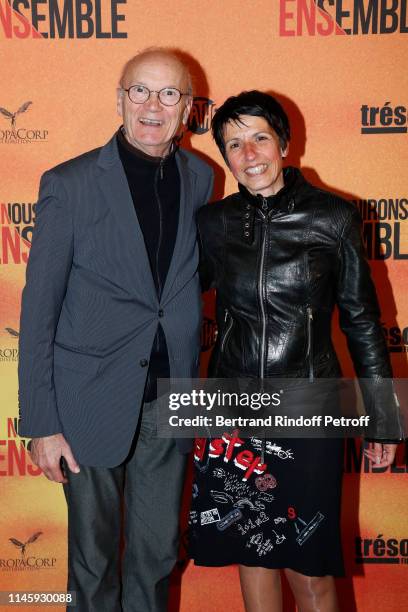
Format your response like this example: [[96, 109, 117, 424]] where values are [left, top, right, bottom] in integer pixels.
[[161, 150, 197, 304], [96, 135, 157, 302]]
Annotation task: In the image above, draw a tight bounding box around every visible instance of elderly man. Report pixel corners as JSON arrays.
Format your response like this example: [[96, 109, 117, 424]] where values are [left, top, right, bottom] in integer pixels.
[[18, 48, 213, 611]]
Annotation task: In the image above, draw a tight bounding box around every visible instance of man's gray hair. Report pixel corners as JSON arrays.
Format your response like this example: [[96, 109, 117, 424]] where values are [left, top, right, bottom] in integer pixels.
[[119, 47, 193, 95]]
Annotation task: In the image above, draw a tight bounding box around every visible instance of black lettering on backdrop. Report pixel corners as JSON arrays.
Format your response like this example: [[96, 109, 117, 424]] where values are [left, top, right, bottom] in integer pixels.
[[0, 0, 127, 38]]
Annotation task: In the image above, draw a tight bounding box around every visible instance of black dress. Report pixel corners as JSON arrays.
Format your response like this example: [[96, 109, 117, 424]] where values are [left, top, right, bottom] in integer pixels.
[[189, 435, 344, 576]]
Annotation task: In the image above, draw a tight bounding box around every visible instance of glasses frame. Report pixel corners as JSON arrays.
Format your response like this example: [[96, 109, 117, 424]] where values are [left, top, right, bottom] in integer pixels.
[[121, 85, 191, 107]]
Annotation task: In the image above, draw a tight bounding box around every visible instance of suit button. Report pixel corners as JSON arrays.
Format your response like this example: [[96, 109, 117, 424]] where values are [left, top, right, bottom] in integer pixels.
[[158, 309, 164, 317], [140, 359, 148, 367]]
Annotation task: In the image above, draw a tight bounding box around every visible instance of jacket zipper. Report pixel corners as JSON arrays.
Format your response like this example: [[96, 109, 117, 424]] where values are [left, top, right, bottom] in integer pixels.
[[154, 163, 163, 299], [259, 199, 270, 463], [221, 309, 233, 353], [306, 306, 314, 382], [258, 198, 268, 379]]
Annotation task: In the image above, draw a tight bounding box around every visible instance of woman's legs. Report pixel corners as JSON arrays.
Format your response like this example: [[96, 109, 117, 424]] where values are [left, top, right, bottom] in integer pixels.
[[284, 568, 339, 612], [239, 565, 282, 612], [238, 565, 338, 612]]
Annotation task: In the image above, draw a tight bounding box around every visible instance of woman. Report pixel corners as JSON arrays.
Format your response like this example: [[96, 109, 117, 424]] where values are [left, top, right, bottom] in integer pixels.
[[189, 91, 402, 611]]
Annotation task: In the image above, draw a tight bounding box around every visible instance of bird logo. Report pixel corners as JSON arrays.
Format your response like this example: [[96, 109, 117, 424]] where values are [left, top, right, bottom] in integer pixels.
[[5, 328, 20, 338], [0, 101, 32, 130], [9, 531, 42, 558]]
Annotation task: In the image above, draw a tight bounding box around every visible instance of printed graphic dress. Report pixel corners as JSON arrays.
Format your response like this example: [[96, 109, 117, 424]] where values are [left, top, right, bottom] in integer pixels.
[[189, 434, 344, 576]]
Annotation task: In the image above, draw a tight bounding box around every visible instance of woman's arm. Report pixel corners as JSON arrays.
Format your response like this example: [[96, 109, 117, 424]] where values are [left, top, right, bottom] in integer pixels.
[[335, 207, 404, 457]]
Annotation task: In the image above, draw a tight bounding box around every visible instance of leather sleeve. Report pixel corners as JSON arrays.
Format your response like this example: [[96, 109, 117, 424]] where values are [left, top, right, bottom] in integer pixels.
[[336, 209, 404, 440], [336, 209, 390, 377]]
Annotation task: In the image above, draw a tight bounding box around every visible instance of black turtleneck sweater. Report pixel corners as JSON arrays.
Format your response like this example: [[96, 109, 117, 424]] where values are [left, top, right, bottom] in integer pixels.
[[117, 128, 180, 401]]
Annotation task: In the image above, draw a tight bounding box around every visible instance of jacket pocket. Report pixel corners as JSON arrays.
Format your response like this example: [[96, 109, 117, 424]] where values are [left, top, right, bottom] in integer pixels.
[[54, 344, 102, 375]]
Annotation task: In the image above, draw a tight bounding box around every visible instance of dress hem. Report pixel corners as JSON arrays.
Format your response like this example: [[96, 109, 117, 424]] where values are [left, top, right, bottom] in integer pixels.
[[190, 557, 345, 578]]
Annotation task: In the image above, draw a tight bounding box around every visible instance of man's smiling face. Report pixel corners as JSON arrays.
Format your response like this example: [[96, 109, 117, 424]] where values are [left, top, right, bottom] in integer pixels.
[[117, 52, 192, 158]]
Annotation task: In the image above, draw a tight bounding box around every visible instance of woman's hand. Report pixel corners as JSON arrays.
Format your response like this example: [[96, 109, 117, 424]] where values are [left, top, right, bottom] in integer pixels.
[[364, 442, 398, 468]]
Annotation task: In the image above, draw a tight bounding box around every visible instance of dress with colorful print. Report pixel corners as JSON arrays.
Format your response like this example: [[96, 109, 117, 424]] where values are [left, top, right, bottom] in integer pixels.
[[189, 433, 344, 577]]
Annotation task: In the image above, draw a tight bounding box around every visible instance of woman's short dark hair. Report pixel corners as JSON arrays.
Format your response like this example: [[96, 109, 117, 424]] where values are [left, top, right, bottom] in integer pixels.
[[211, 90, 290, 160]]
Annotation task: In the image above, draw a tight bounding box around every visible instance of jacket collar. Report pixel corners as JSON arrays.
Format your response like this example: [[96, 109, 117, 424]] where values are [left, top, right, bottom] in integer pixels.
[[116, 126, 179, 165], [238, 166, 301, 213], [94, 131, 194, 304], [97, 129, 179, 169]]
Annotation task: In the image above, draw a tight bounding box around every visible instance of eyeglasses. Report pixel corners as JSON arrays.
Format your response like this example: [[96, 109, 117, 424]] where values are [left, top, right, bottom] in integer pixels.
[[121, 85, 190, 106]]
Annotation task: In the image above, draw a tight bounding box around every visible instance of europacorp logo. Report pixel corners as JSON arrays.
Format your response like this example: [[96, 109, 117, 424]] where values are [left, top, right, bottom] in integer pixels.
[[0, 101, 48, 144], [1, 531, 57, 571], [0, 328, 19, 362]]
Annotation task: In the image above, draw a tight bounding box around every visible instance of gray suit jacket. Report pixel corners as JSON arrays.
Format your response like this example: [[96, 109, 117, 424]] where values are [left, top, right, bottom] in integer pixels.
[[18, 133, 214, 466]]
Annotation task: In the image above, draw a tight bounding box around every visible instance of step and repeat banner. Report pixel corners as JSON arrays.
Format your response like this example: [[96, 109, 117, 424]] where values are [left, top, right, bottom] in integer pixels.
[[1, 1, 407, 610]]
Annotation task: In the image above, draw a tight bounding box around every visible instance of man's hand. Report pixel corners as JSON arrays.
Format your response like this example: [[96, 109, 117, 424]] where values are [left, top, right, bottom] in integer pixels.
[[29, 434, 80, 483], [364, 442, 398, 468]]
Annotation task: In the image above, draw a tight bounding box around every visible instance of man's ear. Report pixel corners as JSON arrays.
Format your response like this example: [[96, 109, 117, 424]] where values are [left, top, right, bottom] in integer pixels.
[[116, 88, 124, 117], [182, 96, 193, 126]]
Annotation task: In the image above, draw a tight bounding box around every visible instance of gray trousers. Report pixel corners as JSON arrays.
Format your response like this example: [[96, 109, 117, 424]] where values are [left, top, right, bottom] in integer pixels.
[[63, 401, 187, 612]]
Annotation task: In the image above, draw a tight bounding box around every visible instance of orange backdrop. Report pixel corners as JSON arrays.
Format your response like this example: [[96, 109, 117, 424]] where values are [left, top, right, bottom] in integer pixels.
[[1, 1, 407, 610]]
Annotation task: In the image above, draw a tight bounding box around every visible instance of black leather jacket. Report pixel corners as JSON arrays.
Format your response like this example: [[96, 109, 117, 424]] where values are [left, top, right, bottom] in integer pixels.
[[198, 167, 403, 440]]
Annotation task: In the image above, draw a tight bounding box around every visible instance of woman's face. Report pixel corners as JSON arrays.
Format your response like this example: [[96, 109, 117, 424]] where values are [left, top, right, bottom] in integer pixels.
[[223, 114, 288, 197]]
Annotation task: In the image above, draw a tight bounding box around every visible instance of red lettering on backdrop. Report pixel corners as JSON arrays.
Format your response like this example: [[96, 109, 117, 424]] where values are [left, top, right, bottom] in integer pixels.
[[280, 0, 296, 36], [316, 3, 335, 35], [279, 0, 347, 37], [297, 0, 316, 36], [0, 0, 43, 38]]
